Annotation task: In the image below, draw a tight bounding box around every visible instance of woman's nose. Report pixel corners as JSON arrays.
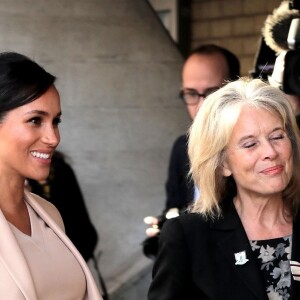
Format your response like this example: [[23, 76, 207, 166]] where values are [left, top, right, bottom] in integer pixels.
[[41, 126, 60, 147], [262, 140, 278, 160]]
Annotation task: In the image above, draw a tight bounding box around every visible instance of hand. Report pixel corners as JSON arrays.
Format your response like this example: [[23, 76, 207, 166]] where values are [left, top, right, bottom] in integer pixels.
[[144, 208, 180, 237], [144, 216, 160, 237]]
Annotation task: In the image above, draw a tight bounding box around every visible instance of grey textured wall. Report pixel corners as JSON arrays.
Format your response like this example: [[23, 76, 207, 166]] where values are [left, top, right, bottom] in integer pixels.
[[0, 0, 189, 293]]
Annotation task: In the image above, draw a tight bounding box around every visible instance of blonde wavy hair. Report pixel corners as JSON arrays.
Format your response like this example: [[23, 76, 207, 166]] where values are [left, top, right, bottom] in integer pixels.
[[188, 77, 300, 218]]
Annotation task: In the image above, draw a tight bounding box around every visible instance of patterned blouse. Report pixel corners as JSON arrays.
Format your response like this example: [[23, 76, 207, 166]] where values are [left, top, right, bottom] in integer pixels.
[[250, 235, 292, 300]]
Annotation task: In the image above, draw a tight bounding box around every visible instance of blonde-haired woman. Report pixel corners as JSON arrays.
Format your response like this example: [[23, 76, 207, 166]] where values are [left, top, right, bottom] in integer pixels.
[[148, 78, 300, 300]]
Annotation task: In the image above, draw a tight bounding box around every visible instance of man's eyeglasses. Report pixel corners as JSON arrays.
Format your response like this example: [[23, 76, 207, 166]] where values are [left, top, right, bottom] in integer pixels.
[[179, 87, 220, 106]]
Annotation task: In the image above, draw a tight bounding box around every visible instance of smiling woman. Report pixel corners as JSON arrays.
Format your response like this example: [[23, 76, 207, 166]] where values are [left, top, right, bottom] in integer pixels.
[[148, 78, 300, 300], [0, 85, 61, 182], [0, 52, 102, 300]]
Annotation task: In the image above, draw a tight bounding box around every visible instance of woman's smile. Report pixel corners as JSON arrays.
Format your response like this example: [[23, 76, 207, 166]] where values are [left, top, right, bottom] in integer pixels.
[[260, 165, 284, 175]]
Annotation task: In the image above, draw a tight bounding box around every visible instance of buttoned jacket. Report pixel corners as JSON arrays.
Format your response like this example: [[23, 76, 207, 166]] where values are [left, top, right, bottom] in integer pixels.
[[0, 190, 102, 300]]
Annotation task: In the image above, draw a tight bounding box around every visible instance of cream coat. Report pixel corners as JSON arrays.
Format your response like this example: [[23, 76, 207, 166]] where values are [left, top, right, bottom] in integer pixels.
[[0, 190, 103, 300]]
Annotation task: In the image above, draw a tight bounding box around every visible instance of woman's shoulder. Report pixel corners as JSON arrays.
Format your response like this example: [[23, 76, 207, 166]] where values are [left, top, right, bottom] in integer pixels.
[[159, 213, 216, 257], [162, 212, 213, 238], [179, 211, 215, 223]]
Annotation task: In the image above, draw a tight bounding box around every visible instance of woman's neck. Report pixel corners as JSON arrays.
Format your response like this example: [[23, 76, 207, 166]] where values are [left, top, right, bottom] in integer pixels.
[[234, 194, 292, 240]]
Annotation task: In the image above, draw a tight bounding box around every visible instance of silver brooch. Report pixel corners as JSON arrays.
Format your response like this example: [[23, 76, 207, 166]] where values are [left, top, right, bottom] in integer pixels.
[[234, 250, 249, 265]]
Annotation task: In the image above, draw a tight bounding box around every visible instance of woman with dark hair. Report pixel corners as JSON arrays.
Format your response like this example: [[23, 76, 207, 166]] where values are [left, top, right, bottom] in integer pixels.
[[0, 52, 102, 299]]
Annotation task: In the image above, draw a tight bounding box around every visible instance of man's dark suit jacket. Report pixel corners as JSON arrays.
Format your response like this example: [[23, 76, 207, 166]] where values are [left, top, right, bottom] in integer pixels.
[[148, 197, 300, 300], [142, 135, 195, 259], [165, 134, 194, 211]]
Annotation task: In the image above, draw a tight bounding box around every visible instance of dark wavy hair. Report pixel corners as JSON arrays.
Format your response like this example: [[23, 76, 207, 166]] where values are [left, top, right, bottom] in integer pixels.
[[0, 52, 55, 121]]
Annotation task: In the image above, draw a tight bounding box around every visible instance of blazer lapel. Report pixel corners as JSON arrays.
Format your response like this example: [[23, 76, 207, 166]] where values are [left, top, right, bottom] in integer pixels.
[[25, 192, 102, 300], [211, 200, 268, 300], [0, 209, 37, 300]]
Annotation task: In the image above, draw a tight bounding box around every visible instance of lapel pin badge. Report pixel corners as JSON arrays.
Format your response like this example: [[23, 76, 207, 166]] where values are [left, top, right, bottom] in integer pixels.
[[234, 250, 249, 265]]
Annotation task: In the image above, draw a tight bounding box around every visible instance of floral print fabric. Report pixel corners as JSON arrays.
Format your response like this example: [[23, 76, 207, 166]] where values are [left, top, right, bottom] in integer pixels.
[[250, 235, 292, 300]]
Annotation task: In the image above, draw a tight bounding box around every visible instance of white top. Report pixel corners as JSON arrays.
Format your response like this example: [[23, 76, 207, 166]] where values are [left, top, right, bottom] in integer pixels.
[[9, 202, 86, 300]]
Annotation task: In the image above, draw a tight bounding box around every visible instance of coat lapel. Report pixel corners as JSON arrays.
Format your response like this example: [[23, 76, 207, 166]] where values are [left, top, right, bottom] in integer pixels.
[[211, 200, 268, 300], [0, 209, 37, 300], [25, 191, 102, 300], [0, 192, 101, 300]]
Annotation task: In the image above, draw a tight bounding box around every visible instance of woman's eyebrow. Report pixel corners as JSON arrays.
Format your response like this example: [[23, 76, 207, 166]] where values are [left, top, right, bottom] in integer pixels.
[[25, 110, 62, 117], [238, 127, 284, 143]]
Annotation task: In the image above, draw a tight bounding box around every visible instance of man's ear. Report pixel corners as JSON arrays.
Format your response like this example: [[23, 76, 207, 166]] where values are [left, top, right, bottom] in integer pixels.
[[221, 160, 232, 177]]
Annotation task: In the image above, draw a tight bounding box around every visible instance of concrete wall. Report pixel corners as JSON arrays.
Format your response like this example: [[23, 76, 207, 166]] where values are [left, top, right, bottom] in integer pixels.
[[0, 0, 189, 295]]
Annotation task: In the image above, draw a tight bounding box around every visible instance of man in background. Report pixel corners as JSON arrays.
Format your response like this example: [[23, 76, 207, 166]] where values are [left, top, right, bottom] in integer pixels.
[[142, 44, 240, 258]]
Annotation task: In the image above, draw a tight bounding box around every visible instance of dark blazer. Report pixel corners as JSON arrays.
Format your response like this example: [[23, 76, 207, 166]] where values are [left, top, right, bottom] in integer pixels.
[[148, 198, 300, 300], [165, 134, 194, 211]]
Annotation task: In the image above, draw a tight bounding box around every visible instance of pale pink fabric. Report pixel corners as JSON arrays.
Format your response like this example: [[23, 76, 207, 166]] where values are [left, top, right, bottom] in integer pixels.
[[9, 203, 86, 300], [0, 191, 103, 299]]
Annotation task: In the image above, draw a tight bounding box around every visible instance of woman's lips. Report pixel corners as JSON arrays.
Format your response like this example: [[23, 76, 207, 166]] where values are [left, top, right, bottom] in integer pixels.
[[261, 165, 283, 175]]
